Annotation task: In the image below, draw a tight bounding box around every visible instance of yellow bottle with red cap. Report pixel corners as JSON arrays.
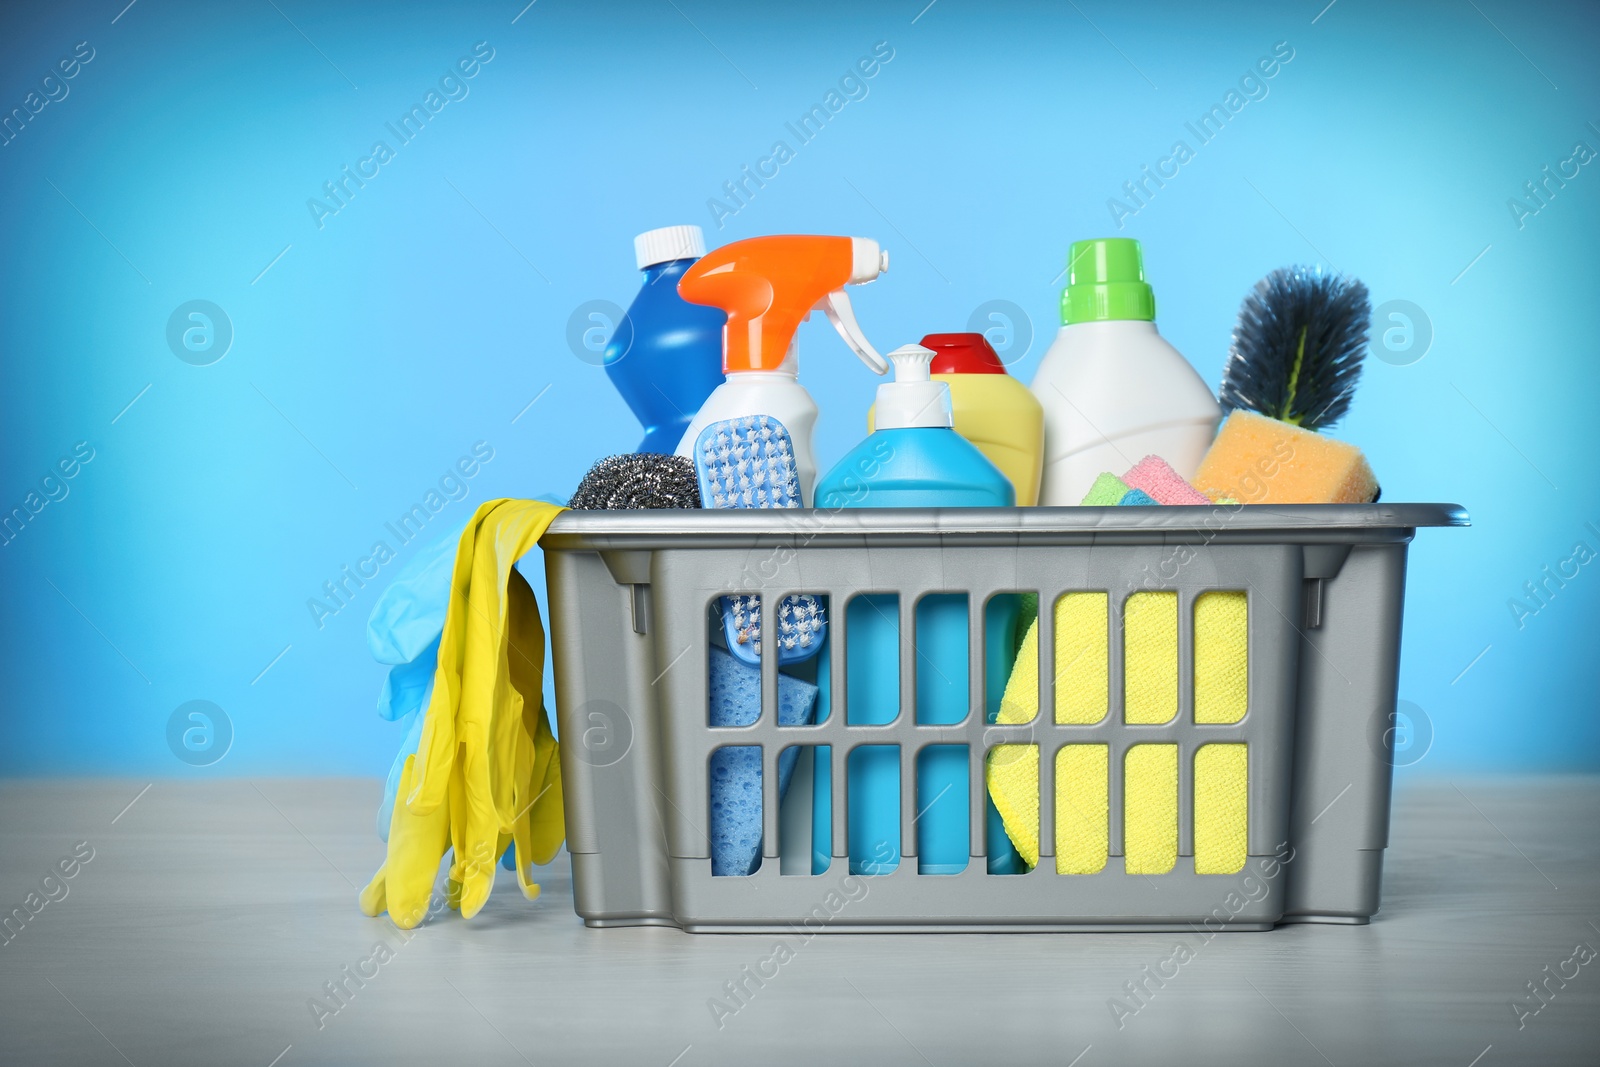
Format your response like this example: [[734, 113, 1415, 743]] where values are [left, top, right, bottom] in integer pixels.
[[870, 332, 1043, 505]]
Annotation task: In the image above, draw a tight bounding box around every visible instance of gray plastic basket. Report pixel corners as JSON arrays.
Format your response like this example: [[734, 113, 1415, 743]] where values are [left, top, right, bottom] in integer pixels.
[[541, 503, 1465, 932]]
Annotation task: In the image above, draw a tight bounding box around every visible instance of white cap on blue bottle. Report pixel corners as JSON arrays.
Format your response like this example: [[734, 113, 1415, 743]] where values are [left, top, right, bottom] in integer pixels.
[[634, 225, 706, 269], [875, 344, 953, 429]]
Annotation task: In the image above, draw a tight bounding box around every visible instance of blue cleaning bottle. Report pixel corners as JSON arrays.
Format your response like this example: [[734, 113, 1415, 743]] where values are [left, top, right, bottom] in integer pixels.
[[814, 344, 1017, 876], [603, 225, 727, 454]]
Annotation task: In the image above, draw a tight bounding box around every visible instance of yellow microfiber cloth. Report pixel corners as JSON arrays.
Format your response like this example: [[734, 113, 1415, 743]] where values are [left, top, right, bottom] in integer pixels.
[[1124, 591, 1177, 724], [1056, 745, 1109, 874], [1123, 593, 1177, 872], [1194, 744, 1248, 873], [986, 589, 1251, 874], [360, 499, 566, 928], [986, 593, 1108, 870], [1124, 744, 1178, 873], [1195, 591, 1248, 724], [1194, 591, 1249, 873]]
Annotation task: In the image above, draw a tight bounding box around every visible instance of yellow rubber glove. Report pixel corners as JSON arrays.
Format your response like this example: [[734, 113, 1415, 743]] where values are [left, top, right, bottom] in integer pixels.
[[525, 711, 565, 865], [506, 579, 564, 900], [456, 503, 562, 917], [359, 754, 451, 928], [363, 499, 566, 925]]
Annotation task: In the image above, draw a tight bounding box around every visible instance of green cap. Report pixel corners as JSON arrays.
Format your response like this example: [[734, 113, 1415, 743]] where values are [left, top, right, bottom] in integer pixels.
[[1061, 237, 1156, 324]]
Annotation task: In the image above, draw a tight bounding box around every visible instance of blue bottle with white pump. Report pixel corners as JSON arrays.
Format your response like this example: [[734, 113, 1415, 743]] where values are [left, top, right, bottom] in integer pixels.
[[814, 343, 1017, 876]]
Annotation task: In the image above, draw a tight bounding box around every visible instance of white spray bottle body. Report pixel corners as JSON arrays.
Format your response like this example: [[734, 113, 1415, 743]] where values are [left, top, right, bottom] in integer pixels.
[[675, 348, 820, 502]]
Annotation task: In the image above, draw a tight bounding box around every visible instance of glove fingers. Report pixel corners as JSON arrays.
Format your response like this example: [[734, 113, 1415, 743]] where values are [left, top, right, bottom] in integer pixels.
[[358, 863, 388, 917], [527, 714, 565, 865], [528, 763, 564, 866], [386, 756, 452, 929], [457, 846, 496, 919]]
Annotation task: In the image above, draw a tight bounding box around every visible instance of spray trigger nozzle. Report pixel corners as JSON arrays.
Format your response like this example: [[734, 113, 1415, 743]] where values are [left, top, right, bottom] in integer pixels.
[[821, 290, 888, 375]]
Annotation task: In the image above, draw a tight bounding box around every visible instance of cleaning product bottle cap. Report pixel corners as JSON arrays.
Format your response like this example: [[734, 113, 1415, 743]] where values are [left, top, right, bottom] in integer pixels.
[[1062, 237, 1156, 324], [635, 225, 706, 270], [875, 344, 952, 429], [920, 332, 1006, 374]]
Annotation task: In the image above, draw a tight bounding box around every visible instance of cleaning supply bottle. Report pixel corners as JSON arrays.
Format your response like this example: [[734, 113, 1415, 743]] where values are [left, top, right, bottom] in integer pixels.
[[815, 344, 1015, 876], [1031, 238, 1221, 505], [673, 235, 890, 505], [869, 332, 1045, 505], [602, 225, 727, 454]]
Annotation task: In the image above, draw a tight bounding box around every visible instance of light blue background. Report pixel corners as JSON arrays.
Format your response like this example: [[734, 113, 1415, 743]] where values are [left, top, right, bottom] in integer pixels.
[[1, 0, 1595, 776]]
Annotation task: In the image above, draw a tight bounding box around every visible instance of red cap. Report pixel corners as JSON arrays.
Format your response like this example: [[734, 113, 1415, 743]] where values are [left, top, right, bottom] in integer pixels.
[[920, 332, 1006, 375]]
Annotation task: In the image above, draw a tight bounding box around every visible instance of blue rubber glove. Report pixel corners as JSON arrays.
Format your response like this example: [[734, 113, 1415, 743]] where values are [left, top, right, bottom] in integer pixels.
[[369, 522, 463, 841]]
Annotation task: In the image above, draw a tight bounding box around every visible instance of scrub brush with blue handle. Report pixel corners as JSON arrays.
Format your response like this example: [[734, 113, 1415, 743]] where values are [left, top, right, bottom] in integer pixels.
[[693, 415, 826, 665], [694, 415, 824, 876]]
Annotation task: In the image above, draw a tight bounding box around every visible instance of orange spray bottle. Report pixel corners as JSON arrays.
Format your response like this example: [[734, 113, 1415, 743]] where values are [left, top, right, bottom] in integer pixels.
[[673, 235, 890, 504]]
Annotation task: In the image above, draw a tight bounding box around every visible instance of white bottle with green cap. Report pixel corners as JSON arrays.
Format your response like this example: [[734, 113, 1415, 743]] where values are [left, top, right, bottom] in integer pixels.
[[1031, 237, 1221, 506]]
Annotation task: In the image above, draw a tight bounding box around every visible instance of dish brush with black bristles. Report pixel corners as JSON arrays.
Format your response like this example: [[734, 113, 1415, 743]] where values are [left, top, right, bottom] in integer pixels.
[[1220, 266, 1371, 431]]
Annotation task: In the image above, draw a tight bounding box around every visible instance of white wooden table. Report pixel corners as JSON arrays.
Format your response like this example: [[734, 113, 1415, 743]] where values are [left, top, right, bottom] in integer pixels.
[[1, 777, 1595, 1066]]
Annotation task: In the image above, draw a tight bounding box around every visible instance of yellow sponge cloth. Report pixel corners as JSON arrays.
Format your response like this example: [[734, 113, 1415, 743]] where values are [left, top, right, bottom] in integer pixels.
[[1194, 591, 1248, 724], [1195, 409, 1378, 504], [1123, 592, 1177, 724], [1194, 744, 1248, 873], [1124, 745, 1177, 874], [987, 593, 1109, 869], [986, 589, 1253, 875]]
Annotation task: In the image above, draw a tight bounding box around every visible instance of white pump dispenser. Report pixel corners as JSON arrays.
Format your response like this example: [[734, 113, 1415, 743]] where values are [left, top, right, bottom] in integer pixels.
[[874, 344, 953, 429]]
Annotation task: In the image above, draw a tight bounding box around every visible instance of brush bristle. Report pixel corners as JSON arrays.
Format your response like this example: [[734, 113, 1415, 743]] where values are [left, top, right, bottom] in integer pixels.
[[1221, 266, 1370, 431], [722, 592, 823, 656], [694, 414, 802, 511]]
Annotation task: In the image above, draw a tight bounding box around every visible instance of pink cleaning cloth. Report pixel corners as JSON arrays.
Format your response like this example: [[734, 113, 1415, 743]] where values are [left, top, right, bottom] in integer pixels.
[[1122, 455, 1210, 506]]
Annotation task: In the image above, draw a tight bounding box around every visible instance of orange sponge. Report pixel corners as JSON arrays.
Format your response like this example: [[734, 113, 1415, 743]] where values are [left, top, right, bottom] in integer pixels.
[[1195, 410, 1378, 504]]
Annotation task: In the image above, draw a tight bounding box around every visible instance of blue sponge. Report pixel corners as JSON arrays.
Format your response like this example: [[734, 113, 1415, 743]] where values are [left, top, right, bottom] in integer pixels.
[[1119, 488, 1159, 506], [708, 646, 818, 875]]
